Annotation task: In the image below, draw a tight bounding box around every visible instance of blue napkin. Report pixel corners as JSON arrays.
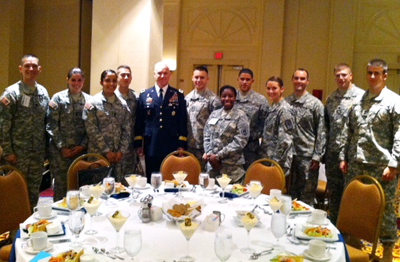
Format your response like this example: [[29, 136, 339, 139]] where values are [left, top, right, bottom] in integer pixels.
[[29, 251, 52, 262], [110, 192, 130, 199], [164, 188, 179, 193], [219, 192, 239, 199]]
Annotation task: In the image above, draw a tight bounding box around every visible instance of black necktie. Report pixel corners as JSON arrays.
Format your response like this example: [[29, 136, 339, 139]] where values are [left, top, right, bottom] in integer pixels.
[[159, 88, 163, 101]]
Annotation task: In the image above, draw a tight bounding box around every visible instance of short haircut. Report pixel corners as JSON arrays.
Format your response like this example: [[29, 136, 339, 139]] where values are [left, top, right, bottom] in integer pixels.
[[219, 85, 237, 97], [367, 59, 388, 74], [117, 65, 131, 73], [266, 76, 284, 88], [292, 68, 309, 79], [21, 54, 39, 65], [67, 67, 85, 79], [194, 65, 208, 74], [100, 69, 117, 82], [238, 68, 253, 78], [333, 63, 352, 74]]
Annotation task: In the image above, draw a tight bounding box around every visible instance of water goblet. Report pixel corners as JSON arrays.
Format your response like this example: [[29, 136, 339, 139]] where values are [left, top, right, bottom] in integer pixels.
[[125, 174, 140, 204], [179, 218, 200, 262], [82, 197, 102, 235], [151, 173, 162, 197], [198, 173, 209, 196], [68, 210, 85, 247], [240, 213, 258, 253], [66, 190, 81, 211], [216, 175, 231, 204], [106, 210, 130, 254], [214, 230, 233, 262], [270, 213, 286, 253], [173, 171, 187, 198], [124, 228, 142, 261], [103, 177, 116, 206]]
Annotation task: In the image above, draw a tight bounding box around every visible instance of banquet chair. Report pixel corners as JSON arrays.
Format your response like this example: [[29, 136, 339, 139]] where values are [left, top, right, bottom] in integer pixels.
[[67, 153, 111, 190], [243, 159, 285, 195], [0, 165, 31, 262], [336, 175, 385, 262], [160, 150, 201, 185]]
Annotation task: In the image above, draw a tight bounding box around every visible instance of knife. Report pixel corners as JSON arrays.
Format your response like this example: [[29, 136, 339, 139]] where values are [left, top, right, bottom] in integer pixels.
[[50, 239, 71, 244]]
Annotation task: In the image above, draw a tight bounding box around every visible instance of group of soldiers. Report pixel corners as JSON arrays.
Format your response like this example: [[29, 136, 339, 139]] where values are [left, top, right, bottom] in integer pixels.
[[0, 55, 398, 261]]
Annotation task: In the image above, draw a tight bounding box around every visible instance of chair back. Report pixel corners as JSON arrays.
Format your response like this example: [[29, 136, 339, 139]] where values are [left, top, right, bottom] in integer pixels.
[[336, 175, 385, 261], [243, 159, 285, 195], [0, 165, 31, 234], [160, 150, 201, 185], [67, 153, 110, 190]]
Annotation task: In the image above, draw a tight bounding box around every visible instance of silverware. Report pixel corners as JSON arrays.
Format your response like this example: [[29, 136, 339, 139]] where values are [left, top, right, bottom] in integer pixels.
[[92, 247, 115, 259], [250, 249, 273, 260], [49, 239, 71, 244], [101, 248, 124, 260]]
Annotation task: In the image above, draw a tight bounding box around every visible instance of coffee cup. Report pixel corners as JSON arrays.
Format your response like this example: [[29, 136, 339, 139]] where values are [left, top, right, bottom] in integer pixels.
[[45, 222, 61, 235], [137, 177, 147, 187], [309, 239, 327, 258], [311, 209, 327, 224], [27, 232, 48, 251], [80, 185, 91, 197], [207, 178, 215, 189], [269, 189, 282, 199], [33, 203, 52, 218], [80, 254, 96, 262]]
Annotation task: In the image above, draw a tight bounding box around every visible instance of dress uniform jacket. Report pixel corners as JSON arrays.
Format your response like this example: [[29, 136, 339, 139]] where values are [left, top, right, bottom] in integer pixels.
[[134, 86, 187, 157]]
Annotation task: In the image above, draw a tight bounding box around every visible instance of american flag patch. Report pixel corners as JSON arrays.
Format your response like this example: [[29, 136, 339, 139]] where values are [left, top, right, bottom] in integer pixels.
[[1, 96, 10, 106], [85, 102, 93, 110], [49, 100, 58, 109]]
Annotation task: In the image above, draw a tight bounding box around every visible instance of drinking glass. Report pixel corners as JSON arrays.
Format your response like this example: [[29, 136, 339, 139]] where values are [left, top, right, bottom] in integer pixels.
[[68, 210, 85, 247], [124, 228, 142, 260], [240, 214, 258, 253], [82, 198, 102, 235], [248, 181, 263, 207], [179, 219, 200, 262], [103, 177, 116, 206], [173, 171, 187, 198], [279, 195, 292, 216], [66, 190, 80, 211], [270, 213, 286, 252], [151, 173, 162, 197], [216, 175, 231, 204], [198, 173, 209, 196], [106, 211, 130, 254], [214, 230, 233, 262], [125, 174, 140, 204]]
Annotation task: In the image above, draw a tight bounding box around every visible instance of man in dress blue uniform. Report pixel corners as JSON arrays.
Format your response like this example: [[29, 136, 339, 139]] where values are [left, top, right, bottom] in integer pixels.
[[134, 61, 188, 181]]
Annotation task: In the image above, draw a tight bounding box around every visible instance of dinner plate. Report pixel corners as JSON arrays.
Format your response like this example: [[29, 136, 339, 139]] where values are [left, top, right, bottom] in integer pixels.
[[34, 211, 57, 220], [135, 183, 152, 190], [290, 200, 313, 214], [303, 249, 332, 261], [295, 224, 338, 242], [164, 181, 192, 192], [20, 223, 66, 239], [23, 242, 53, 254]]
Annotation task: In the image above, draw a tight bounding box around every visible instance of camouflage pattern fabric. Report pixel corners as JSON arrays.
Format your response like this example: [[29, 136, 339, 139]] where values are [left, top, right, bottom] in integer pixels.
[[203, 105, 250, 182]]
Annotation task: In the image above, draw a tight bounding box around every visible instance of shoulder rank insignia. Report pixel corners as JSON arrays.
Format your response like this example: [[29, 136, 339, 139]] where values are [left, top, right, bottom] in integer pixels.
[[49, 100, 58, 109], [141, 89, 145, 93], [179, 89, 184, 94], [1, 96, 10, 106]]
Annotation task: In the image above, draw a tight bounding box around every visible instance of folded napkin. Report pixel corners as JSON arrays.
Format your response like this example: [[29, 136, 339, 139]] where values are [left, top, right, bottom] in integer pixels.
[[110, 192, 130, 199], [219, 192, 240, 199], [164, 188, 179, 193]]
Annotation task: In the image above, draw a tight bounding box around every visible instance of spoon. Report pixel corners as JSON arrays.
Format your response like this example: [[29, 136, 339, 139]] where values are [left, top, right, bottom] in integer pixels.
[[92, 247, 115, 259], [101, 248, 124, 260], [250, 249, 273, 260]]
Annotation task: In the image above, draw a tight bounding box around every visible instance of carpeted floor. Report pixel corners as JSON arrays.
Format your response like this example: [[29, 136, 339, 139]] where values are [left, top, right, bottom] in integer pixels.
[[362, 231, 400, 261]]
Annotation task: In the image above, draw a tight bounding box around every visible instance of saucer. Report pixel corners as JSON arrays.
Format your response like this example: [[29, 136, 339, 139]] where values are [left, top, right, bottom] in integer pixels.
[[303, 249, 332, 261], [23, 242, 53, 254], [135, 184, 151, 190], [34, 210, 57, 220], [205, 185, 219, 191], [307, 216, 329, 225]]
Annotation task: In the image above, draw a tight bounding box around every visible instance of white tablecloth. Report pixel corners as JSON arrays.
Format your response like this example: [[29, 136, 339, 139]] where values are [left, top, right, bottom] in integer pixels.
[[16, 187, 346, 262]]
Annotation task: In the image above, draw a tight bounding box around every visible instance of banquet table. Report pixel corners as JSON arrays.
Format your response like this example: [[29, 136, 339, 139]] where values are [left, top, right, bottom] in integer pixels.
[[15, 185, 346, 262]]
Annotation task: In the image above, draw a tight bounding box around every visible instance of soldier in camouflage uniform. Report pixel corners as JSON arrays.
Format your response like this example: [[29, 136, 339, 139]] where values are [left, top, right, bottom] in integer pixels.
[[186, 66, 221, 170], [339, 59, 400, 262], [116, 65, 138, 177], [235, 69, 268, 169], [0, 54, 50, 208], [285, 69, 326, 205], [203, 85, 249, 183], [324, 64, 364, 225], [261, 77, 294, 190], [83, 70, 131, 182], [47, 68, 92, 201]]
